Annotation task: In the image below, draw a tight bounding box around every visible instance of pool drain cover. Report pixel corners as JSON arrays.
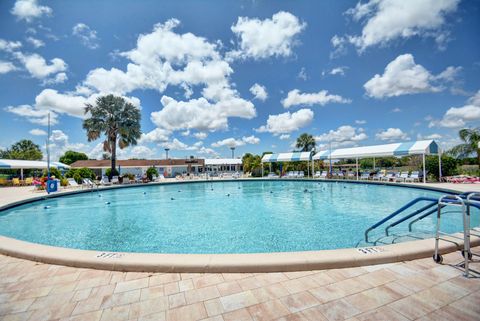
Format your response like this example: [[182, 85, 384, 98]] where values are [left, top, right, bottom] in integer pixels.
[[96, 252, 124, 259], [357, 247, 385, 254]]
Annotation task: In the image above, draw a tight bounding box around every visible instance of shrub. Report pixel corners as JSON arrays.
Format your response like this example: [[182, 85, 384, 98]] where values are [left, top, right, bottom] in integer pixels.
[[60, 178, 68, 187], [122, 173, 135, 180], [42, 167, 63, 179], [105, 168, 119, 177], [425, 154, 459, 180], [146, 167, 158, 181], [65, 168, 95, 183]]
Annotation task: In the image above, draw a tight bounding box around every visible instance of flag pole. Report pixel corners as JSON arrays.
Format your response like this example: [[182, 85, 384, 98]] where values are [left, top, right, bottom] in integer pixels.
[[47, 112, 51, 193]]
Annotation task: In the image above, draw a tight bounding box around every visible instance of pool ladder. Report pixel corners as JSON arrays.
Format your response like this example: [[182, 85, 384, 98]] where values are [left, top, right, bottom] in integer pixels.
[[433, 193, 480, 277]]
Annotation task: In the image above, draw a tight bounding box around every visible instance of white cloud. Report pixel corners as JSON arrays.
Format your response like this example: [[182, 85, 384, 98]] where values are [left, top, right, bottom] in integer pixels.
[[417, 133, 442, 140], [72, 23, 100, 49], [26, 36, 44, 48], [339, 0, 460, 52], [211, 135, 260, 148], [297, 67, 307, 81], [392, 107, 402, 112], [0, 39, 22, 52], [130, 145, 155, 159], [355, 120, 366, 125], [282, 89, 351, 108], [79, 20, 255, 133], [11, 0, 52, 22], [29, 128, 47, 136], [376, 128, 409, 141], [329, 66, 348, 76], [138, 128, 170, 144], [279, 134, 290, 140], [364, 54, 460, 99], [5, 104, 57, 125], [257, 108, 314, 135], [249, 83, 268, 101], [0, 61, 17, 74], [315, 125, 368, 146], [429, 91, 480, 128], [160, 138, 198, 151], [151, 95, 254, 132], [228, 11, 306, 60], [35, 89, 89, 118], [193, 132, 208, 140], [14, 52, 67, 81]]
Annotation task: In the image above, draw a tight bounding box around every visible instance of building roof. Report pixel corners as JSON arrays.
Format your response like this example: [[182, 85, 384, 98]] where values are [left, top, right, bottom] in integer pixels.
[[204, 158, 243, 165], [71, 159, 205, 168], [261, 152, 312, 163], [0, 159, 70, 170], [313, 140, 440, 160]]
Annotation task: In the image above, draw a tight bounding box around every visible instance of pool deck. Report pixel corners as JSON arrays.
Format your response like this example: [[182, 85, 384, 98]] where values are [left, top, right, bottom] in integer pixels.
[[0, 180, 479, 320]]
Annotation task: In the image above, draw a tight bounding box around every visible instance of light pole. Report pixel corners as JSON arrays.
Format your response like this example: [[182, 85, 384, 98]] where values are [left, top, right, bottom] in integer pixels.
[[230, 147, 235, 158], [165, 148, 170, 160]]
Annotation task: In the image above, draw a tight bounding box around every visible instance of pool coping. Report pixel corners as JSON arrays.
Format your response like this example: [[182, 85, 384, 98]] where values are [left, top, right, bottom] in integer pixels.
[[0, 179, 477, 272]]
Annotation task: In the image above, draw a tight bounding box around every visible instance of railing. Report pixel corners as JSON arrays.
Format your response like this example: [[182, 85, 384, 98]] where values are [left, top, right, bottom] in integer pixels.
[[364, 191, 480, 243]]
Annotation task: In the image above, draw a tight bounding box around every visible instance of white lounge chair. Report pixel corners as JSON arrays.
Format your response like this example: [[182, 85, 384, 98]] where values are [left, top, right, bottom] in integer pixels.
[[405, 171, 420, 183], [395, 172, 409, 183], [267, 172, 279, 178], [100, 176, 111, 185], [111, 176, 119, 184], [381, 172, 395, 182], [67, 178, 80, 188], [123, 177, 131, 184], [337, 171, 345, 179], [313, 171, 321, 178], [372, 172, 384, 181], [360, 172, 370, 180], [82, 178, 94, 188], [298, 171, 304, 178]]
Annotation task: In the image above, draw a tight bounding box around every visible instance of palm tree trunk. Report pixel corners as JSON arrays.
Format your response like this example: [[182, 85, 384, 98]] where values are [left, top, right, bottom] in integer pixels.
[[110, 139, 116, 179], [477, 148, 480, 169]]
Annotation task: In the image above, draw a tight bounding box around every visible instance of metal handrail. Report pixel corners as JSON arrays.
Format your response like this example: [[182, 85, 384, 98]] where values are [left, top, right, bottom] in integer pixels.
[[364, 191, 480, 243]]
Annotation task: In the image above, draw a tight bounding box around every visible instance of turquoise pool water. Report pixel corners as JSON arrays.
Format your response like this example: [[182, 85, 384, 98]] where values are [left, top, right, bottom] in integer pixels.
[[0, 181, 477, 254]]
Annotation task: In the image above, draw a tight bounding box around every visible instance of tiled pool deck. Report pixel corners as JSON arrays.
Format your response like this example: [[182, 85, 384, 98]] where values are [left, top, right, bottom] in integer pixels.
[[0, 182, 479, 320], [0, 248, 479, 321]]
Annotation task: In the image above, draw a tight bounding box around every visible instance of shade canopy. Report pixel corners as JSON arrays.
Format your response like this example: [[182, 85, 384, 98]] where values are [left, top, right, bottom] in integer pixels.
[[205, 158, 243, 165], [313, 140, 439, 160], [262, 152, 312, 163], [0, 159, 70, 170]]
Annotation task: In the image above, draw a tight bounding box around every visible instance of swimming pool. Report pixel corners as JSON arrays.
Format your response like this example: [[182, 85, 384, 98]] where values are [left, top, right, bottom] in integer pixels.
[[0, 180, 476, 254]]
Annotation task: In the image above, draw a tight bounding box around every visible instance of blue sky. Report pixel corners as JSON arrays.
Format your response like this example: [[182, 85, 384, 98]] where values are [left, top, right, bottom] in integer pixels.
[[0, 0, 479, 160]]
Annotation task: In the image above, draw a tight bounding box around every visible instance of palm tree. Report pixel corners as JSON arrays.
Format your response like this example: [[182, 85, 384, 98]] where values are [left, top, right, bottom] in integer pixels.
[[83, 95, 141, 178], [295, 133, 316, 152], [449, 128, 480, 168]]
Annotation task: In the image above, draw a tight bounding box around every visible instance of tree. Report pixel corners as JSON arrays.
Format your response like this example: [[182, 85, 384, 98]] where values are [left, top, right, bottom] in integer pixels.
[[59, 150, 88, 165], [2, 139, 43, 160], [83, 95, 141, 178], [425, 154, 459, 180], [449, 128, 480, 168], [295, 133, 316, 152]]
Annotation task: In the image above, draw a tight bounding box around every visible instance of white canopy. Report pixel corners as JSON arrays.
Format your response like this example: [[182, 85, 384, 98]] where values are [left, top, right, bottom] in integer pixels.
[[313, 140, 439, 160], [205, 158, 243, 165], [0, 159, 70, 170], [261, 152, 312, 163]]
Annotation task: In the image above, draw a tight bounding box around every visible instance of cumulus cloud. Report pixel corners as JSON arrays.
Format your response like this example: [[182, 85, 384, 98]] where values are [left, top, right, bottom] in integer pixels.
[[211, 135, 260, 148], [5, 104, 57, 125], [249, 83, 268, 101], [297, 67, 307, 81], [138, 128, 170, 144], [323, 66, 348, 76], [355, 120, 366, 125], [26, 36, 44, 48], [193, 132, 208, 140], [72, 23, 100, 49], [257, 109, 314, 135], [376, 128, 409, 141], [417, 133, 442, 140], [14, 52, 67, 83], [429, 90, 480, 128], [315, 125, 368, 147], [364, 54, 460, 98], [151, 95, 255, 132], [11, 0, 52, 22], [0, 39, 22, 52], [334, 0, 460, 53], [227, 11, 306, 61], [279, 134, 290, 140], [29, 128, 47, 136], [0, 61, 17, 74], [282, 89, 351, 108], [79, 19, 256, 133]]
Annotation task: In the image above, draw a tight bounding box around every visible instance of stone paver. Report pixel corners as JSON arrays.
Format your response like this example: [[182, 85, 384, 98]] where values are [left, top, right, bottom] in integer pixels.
[[0, 247, 479, 320]]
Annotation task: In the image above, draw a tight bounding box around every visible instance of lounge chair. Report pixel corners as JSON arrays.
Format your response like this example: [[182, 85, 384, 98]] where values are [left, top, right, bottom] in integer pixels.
[[405, 171, 420, 183], [67, 178, 80, 188], [82, 178, 94, 188], [337, 171, 345, 179], [111, 176, 119, 184], [395, 172, 409, 183], [100, 176, 111, 185], [12, 178, 21, 186], [347, 172, 355, 179], [372, 172, 384, 181], [381, 173, 394, 181], [267, 172, 278, 178], [123, 177, 131, 184], [360, 172, 370, 180]]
